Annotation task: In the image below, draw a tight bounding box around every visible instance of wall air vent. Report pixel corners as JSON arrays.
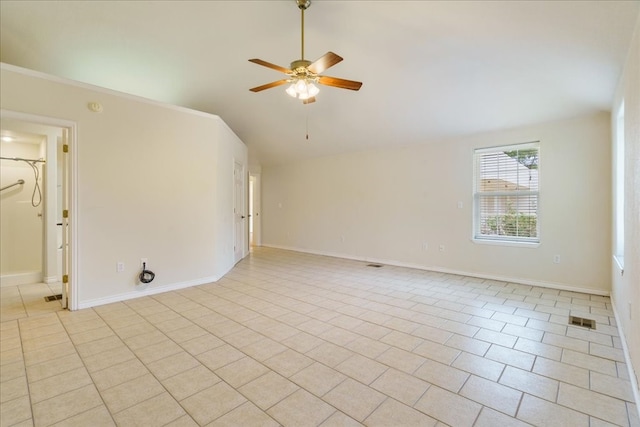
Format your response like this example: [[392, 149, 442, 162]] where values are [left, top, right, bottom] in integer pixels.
[[568, 315, 596, 329], [366, 264, 383, 268]]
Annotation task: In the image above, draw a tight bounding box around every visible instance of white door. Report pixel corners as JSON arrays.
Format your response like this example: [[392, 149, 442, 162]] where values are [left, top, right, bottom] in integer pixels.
[[233, 161, 245, 263]]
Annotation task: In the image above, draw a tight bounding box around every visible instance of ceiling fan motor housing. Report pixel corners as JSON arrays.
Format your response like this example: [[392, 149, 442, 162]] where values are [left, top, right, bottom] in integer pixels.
[[297, 0, 311, 10]]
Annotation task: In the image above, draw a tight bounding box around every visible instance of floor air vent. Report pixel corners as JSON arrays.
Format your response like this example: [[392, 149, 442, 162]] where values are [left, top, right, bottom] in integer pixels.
[[569, 315, 596, 329], [44, 294, 62, 302], [366, 263, 383, 268]]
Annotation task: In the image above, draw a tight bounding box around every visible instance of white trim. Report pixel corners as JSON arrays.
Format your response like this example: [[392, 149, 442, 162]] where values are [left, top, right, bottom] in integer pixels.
[[472, 238, 541, 248], [262, 244, 610, 296], [77, 275, 222, 310], [611, 296, 640, 420], [43, 275, 58, 284], [0, 272, 43, 287], [474, 141, 540, 154]]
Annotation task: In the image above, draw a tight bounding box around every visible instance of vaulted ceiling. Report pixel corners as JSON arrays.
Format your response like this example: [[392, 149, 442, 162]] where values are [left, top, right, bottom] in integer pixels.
[[1, 1, 638, 165]]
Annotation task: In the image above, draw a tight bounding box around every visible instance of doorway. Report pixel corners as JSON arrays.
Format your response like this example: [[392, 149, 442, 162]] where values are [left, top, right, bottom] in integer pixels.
[[233, 161, 246, 263], [0, 111, 75, 310]]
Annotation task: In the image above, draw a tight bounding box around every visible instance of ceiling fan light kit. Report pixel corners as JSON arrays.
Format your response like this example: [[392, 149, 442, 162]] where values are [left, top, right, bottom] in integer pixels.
[[249, 0, 362, 104]]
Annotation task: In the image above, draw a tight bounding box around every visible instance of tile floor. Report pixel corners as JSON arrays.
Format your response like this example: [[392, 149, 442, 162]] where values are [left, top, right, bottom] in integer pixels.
[[1, 247, 638, 426]]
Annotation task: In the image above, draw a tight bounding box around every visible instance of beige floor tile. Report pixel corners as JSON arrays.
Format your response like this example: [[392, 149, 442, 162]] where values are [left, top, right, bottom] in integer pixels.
[[91, 358, 148, 391], [215, 356, 269, 388], [561, 349, 618, 376], [413, 358, 469, 393], [323, 379, 386, 422], [484, 344, 536, 371], [207, 401, 279, 427], [533, 357, 589, 390], [318, 411, 363, 427], [180, 333, 226, 356], [281, 331, 325, 353], [0, 395, 32, 426], [32, 384, 103, 426], [101, 373, 165, 413], [50, 404, 116, 427], [590, 371, 635, 402], [238, 371, 300, 410], [517, 393, 589, 426], [2, 249, 636, 427], [264, 348, 314, 377], [82, 345, 136, 373], [364, 398, 437, 427], [345, 336, 391, 359], [557, 382, 629, 426], [196, 344, 246, 371], [290, 362, 347, 397], [370, 368, 430, 406], [1, 374, 29, 404], [29, 366, 93, 403], [146, 351, 200, 380], [452, 351, 505, 381], [267, 389, 336, 427], [181, 382, 247, 425], [375, 347, 425, 374], [474, 407, 532, 427], [414, 385, 482, 426], [113, 392, 186, 427], [444, 333, 491, 356], [460, 375, 522, 416], [500, 365, 558, 401], [162, 365, 221, 401], [335, 354, 387, 385]]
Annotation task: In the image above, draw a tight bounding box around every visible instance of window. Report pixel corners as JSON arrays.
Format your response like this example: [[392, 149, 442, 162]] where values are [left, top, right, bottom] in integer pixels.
[[474, 142, 540, 244]]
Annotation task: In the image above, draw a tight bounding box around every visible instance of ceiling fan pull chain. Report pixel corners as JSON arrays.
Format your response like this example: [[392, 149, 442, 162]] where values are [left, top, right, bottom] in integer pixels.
[[306, 109, 309, 140]]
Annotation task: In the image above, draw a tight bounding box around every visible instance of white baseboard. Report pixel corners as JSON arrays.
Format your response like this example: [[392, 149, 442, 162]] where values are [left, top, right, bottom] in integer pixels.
[[43, 275, 59, 284], [77, 275, 221, 310], [0, 271, 43, 287], [611, 296, 640, 422], [262, 244, 609, 296]]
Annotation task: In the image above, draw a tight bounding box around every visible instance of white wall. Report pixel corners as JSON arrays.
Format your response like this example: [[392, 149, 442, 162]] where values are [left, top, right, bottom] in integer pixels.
[[0, 64, 248, 308], [262, 112, 611, 294], [611, 13, 640, 414], [0, 141, 43, 281]]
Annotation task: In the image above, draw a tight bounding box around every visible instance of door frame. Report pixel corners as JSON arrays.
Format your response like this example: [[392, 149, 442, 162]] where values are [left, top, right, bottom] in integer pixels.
[[233, 159, 246, 263], [249, 172, 261, 247], [1, 109, 78, 310]]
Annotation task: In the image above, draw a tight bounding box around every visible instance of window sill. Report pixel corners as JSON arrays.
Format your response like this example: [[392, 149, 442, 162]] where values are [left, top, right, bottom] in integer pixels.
[[472, 238, 540, 248]]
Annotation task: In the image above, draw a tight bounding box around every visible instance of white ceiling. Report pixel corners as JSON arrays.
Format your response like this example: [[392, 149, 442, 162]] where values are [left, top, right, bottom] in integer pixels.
[[1, 1, 638, 166]]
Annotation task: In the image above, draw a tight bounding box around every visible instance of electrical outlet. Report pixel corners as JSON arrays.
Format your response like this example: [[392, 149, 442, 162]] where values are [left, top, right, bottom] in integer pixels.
[[340, 235, 346, 243], [422, 242, 429, 251], [553, 255, 560, 264], [439, 245, 445, 252], [116, 262, 124, 272], [141, 258, 148, 267], [457, 201, 463, 209]]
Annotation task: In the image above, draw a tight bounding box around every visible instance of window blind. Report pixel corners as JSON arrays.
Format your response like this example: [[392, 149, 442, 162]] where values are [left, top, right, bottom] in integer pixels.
[[474, 143, 540, 242]]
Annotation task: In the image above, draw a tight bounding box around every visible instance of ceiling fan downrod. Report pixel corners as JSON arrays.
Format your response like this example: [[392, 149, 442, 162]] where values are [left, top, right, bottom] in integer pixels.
[[297, 0, 311, 61]]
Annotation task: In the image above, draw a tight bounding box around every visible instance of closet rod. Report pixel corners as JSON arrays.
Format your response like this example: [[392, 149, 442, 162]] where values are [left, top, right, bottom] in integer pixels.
[[0, 179, 25, 192], [0, 156, 46, 163]]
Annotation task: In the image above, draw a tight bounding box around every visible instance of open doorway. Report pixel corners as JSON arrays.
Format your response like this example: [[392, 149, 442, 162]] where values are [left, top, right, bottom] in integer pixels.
[[0, 112, 75, 311]]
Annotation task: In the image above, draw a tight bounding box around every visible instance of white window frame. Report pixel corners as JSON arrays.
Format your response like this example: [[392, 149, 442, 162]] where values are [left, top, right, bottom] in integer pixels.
[[473, 142, 540, 246]]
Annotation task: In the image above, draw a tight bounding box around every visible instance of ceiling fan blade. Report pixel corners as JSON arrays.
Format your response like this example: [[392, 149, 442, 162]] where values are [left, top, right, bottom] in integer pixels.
[[307, 52, 343, 74], [317, 76, 363, 91], [249, 79, 289, 92], [302, 97, 316, 104], [248, 58, 292, 74]]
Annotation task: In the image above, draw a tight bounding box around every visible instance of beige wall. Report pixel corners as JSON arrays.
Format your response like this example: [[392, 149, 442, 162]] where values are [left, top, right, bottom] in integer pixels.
[[0, 64, 248, 308], [611, 13, 640, 414], [262, 112, 612, 294]]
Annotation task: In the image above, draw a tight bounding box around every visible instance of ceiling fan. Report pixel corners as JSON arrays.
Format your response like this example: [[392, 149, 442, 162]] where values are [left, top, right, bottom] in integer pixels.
[[249, 0, 362, 104]]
